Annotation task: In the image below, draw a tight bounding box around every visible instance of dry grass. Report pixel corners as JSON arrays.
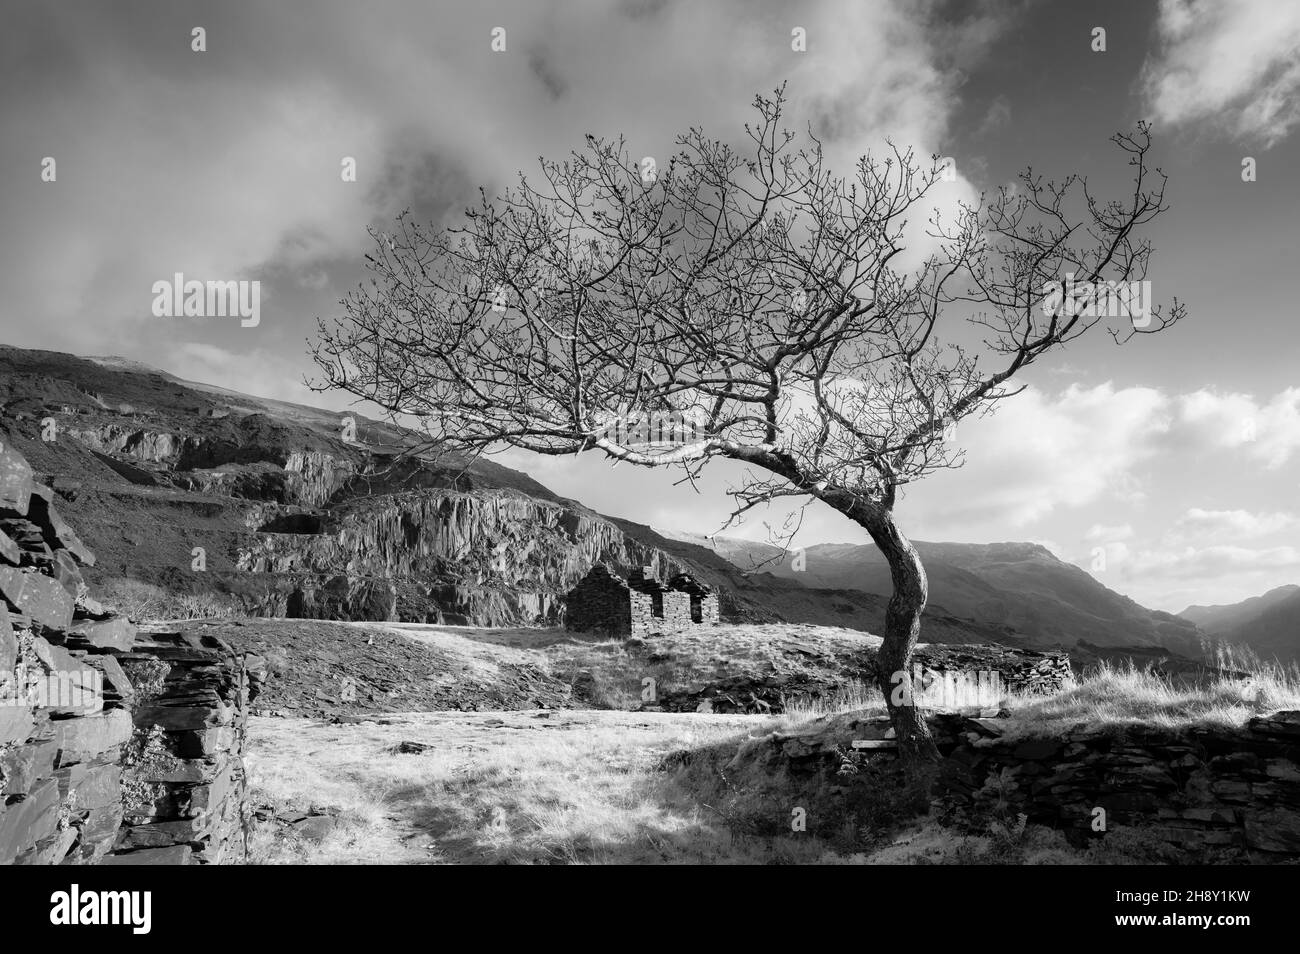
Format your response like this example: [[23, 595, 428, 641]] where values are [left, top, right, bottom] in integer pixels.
[[996, 655, 1300, 740], [775, 678, 882, 726], [245, 710, 848, 864], [103, 579, 232, 623], [243, 633, 1300, 864], [244, 705, 1183, 865]]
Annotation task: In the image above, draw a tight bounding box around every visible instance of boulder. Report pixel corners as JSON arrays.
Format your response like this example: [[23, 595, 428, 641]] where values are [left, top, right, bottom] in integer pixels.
[[292, 814, 339, 843], [0, 706, 36, 747], [1244, 808, 1300, 853], [0, 565, 74, 630], [1249, 710, 1300, 739], [0, 443, 34, 517], [0, 527, 19, 565], [25, 484, 95, 566], [54, 762, 121, 810], [33, 642, 104, 717], [15, 826, 79, 865], [83, 652, 135, 701], [0, 741, 56, 796], [51, 709, 133, 765], [0, 603, 15, 671], [69, 615, 137, 652], [50, 550, 84, 596], [0, 776, 61, 864]]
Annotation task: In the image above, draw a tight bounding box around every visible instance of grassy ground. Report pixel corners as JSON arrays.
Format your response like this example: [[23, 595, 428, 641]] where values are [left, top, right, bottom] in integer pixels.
[[246, 709, 821, 864], [996, 652, 1300, 740], [244, 649, 1300, 864], [540, 622, 881, 711]]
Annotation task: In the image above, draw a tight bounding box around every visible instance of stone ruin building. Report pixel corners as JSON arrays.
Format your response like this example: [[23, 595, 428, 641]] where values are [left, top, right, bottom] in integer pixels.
[[564, 565, 720, 637]]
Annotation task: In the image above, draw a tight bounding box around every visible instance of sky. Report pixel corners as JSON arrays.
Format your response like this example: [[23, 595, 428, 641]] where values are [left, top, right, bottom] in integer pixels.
[[2, 0, 1298, 612]]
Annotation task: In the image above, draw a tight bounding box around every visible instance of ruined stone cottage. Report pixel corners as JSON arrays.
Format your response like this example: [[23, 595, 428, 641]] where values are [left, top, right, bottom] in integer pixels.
[[564, 565, 719, 637]]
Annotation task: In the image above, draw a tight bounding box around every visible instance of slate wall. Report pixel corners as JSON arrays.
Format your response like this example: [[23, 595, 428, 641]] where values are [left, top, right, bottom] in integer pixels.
[[934, 710, 1300, 859], [0, 441, 261, 865]]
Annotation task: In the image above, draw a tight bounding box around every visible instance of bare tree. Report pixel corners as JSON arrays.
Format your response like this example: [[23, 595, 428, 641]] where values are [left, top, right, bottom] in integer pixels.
[[312, 88, 1183, 764]]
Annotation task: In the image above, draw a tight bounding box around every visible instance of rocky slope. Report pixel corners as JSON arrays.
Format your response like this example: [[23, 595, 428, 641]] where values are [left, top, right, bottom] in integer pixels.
[[2, 345, 1006, 639]]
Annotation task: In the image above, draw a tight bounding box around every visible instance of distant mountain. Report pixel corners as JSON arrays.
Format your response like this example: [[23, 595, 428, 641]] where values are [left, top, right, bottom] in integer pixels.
[[1180, 585, 1300, 663], [1180, 585, 1300, 633], [663, 531, 1204, 654]]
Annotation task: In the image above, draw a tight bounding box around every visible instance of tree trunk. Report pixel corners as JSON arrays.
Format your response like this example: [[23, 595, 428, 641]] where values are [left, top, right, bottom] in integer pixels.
[[857, 507, 941, 769]]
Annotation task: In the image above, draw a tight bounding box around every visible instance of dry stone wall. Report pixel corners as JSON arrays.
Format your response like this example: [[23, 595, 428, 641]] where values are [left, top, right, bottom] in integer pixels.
[[935, 710, 1300, 860], [108, 626, 263, 865], [897, 644, 1074, 711], [0, 441, 259, 865], [565, 565, 633, 636]]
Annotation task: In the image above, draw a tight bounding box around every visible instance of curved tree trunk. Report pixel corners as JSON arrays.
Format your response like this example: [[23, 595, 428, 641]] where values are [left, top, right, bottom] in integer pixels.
[[856, 507, 941, 769]]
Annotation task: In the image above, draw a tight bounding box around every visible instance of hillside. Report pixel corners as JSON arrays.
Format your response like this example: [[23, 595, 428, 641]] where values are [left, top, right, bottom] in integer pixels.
[[1181, 586, 1300, 664], [1181, 585, 1300, 634], [664, 532, 1204, 655], [0, 344, 1006, 640]]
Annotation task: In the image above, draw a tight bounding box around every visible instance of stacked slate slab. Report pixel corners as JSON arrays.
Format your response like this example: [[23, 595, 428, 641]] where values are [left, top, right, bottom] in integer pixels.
[[107, 625, 264, 865], [0, 439, 263, 865]]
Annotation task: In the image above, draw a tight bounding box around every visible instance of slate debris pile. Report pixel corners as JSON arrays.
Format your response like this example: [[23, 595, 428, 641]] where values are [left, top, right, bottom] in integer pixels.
[[203, 618, 571, 717]]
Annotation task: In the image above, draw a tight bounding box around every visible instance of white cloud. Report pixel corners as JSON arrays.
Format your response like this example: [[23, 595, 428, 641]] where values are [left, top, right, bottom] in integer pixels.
[[1123, 544, 1300, 581], [1085, 523, 1135, 542], [0, 0, 1000, 353], [1174, 388, 1300, 468], [1083, 541, 1300, 611], [1142, 0, 1300, 146], [165, 343, 342, 409], [1168, 507, 1296, 543], [909, 383, 1171, 531]]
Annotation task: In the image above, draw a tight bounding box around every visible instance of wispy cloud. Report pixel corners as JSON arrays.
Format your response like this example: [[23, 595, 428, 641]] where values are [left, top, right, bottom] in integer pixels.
[[1167, 507, 1297, 544], [1142, 0, 1300, 146]]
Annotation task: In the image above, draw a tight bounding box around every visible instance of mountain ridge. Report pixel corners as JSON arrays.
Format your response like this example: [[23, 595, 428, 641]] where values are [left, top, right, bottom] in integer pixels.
[[1179, 585, 1300, 663], [659, 530, 1205, 655]]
